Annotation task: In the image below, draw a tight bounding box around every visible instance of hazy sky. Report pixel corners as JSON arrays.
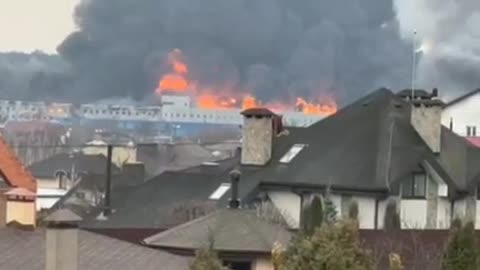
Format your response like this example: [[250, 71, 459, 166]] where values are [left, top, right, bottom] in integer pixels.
[[0, 0, 79, 53]]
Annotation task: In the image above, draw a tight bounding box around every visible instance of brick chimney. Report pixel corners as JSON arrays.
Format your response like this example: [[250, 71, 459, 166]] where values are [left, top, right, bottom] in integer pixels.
[[44, 209, 82, 270], [407, 88, 444, 153], [4, 187, 36, 226], [240, 108, 277, 166]]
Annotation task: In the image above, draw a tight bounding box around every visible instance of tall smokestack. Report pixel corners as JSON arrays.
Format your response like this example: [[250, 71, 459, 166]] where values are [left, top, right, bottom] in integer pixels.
[[44, 209, 82, 270]]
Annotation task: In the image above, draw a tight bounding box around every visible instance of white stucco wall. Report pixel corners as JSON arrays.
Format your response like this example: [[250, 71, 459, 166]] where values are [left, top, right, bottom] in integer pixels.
[[453, 199, 467, 219], [267, 191, 301, 229], [475, 201, 480, 229], [401, 200, 427, 229], [254, 257, 274, 270], [437, 199, 451, 229], [376, 200, 387, 229], [353, 196, 376, 229], [442, 94, 480, 136]]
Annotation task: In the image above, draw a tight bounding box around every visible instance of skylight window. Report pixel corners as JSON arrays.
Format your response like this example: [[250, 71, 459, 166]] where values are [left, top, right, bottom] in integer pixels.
[[279, 144, 306, 163], [209, 183, 231, 200]]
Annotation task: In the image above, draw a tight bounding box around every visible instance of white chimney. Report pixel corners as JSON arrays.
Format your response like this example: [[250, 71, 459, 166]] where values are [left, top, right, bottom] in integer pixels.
[[240, 108, 276, 166], [44, 209, 82, 270]]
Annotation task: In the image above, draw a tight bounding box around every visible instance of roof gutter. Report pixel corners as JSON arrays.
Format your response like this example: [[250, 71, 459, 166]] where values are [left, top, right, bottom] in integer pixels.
[[259, 181, 389, 197]]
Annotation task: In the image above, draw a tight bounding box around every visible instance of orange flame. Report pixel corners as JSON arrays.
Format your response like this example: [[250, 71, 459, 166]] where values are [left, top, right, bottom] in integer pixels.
[[242, 95, 258, 110], [295, 97, 337, 115], [157, 49, 338, 117], [157, 49, 189, 93]]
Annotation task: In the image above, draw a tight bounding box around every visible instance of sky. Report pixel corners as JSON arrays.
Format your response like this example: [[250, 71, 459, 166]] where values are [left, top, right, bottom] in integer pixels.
[[0, 0, 79, 53]]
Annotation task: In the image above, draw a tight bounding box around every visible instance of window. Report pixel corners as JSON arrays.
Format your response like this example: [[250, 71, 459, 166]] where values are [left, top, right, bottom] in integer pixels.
[[209, 183, 231, 200], [279, 144, 306, 163], [467, 126, 477, 137], [402, 173, 427, 198]]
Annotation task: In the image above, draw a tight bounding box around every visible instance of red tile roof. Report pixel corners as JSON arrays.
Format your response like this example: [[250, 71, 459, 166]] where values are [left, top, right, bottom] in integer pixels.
[[0, 136, 36, 192], [466, 137, 480, 148]]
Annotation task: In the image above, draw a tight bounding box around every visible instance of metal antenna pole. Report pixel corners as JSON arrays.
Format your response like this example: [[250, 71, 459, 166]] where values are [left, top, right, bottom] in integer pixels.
[[411, 30, 417, 100]]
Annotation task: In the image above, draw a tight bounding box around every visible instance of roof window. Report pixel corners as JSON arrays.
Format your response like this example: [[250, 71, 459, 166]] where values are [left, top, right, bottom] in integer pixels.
[[279, 144, 306, 163], [209, 183, 231, 200]]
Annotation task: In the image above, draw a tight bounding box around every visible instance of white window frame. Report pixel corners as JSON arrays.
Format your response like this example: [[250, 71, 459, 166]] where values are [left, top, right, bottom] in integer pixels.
[[209, 183, 231, 200], [279, 144, 307, 163]]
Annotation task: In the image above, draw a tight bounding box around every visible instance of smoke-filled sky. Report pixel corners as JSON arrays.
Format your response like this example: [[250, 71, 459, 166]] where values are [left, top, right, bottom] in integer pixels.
[[0, 0, 478, 104]]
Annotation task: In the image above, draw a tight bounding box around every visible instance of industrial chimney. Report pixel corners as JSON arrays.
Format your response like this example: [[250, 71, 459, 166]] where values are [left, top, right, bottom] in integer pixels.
[[44, 209, 82, 270], [240, 108, 277, 166]]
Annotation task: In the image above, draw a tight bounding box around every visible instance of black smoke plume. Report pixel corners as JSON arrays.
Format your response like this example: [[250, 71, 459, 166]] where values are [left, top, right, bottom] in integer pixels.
[[6, 0, 472, 104]]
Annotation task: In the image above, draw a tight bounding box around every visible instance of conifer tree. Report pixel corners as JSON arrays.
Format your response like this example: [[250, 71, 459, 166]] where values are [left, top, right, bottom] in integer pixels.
[[280, 220, 373, 270], [190, 248, 225, 270], [302, 195, 323, 236], [441, 219, 478, 270]]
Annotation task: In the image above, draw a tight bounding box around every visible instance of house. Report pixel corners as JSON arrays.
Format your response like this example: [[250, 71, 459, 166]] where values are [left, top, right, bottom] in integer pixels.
[[230, 88, 479, 230], [28, 152, 122, 211], [83, 139, 137, 167], [44, 161, 146, 222], [2, 120, 66, 165], [143, 172, 291, 270], [0, 135, 37, 226], [0, 209, 189, 270], [441, 88, 480, 137], [82, 156, 240, 242], [55, 88, 480, 239], [136, 141, 228, 176]]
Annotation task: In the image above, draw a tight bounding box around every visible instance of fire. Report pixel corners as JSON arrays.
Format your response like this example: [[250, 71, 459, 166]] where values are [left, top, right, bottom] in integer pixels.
[[156, 49, 338, 117], [242, 95, 258, 110], [157, 49, 189, 93], [295, 97, 338, 115], [158, 74, 188, 92], [198, 94, 239, 109]]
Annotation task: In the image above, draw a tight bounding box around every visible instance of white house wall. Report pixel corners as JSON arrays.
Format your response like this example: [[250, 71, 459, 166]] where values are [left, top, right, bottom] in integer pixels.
[[475, 201, 480, 229], [401, 200, 427, 229], [353, 196, 376, 229], [437, 198, 451, 229], [267, 191, 301, 229], [376, 200, 387, 229], [442, 95, 480, 136], [453, 199, 467, 219]]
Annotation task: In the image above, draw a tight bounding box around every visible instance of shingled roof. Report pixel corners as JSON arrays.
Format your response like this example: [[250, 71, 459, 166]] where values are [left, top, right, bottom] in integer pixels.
[[0, 228, 189, 270], [0, 136, 36, 192], [85, 156, 244, 230], [239, 88, 478, 195], [28, 152, 121, 178], [144, 209, 291, 254]]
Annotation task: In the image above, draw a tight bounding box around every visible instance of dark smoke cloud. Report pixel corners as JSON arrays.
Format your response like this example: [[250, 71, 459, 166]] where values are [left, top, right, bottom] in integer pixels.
[[394, 0, 480, 100], [0, 52, 72, 101], [51, 0, 412, 104]]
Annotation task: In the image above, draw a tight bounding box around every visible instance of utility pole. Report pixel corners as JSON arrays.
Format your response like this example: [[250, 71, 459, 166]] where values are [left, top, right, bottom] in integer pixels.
[[411, 30, 417, 100], [104, 144, 113, 216]]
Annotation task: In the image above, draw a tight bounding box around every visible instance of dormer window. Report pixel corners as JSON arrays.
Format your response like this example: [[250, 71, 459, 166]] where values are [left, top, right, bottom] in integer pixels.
[[280, 144, 306, 163], [402, 173, 427, 198]]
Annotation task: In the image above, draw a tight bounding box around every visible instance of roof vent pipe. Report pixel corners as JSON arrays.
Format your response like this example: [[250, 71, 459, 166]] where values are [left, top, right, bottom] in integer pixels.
[[228, 170, 241, 209]]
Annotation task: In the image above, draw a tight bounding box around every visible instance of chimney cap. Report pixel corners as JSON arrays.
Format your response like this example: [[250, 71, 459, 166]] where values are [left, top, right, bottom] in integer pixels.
[[241, 108, 276, 117], [229, 169, 241, 179], [44, 209, 82, 225]]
